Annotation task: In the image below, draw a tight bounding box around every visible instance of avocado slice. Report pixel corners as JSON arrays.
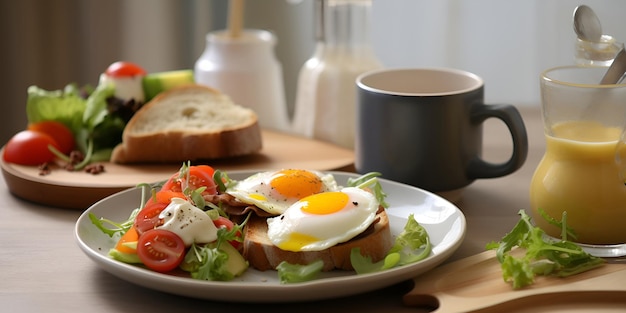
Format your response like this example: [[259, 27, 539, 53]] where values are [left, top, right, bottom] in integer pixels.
[[142, 69, 194, 101]]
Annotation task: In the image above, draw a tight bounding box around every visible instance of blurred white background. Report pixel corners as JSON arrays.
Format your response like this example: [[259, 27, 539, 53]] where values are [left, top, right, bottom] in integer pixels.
[[1, 0, 625, 143]]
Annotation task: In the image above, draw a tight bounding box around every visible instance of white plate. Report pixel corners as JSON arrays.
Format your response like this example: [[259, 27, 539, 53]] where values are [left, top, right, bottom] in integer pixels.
[[74, 171, 466, 302]]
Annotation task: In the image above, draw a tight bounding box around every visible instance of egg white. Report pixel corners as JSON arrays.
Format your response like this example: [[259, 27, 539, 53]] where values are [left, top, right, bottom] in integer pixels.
[[226, 169, 338, 215], [266, 187, 379, 252]]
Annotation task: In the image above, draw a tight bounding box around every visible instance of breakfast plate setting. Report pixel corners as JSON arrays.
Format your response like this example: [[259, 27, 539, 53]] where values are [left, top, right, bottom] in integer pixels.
[[74, 171, 466, 302]]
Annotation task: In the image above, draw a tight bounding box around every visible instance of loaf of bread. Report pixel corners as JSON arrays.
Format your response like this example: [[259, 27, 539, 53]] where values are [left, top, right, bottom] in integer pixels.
[[242, 208, 393, 272], [110, 84, 262, 164]]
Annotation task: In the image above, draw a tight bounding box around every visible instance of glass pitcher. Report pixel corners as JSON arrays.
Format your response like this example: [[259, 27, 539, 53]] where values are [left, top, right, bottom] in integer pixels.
[[530, 65, 626, 256], [291, 0, 382, 148]]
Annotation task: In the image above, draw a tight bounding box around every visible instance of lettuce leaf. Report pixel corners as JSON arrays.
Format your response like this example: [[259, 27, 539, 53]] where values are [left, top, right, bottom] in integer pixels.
[[276, 259, 324, 284], [25, 82, 121, 167], [352, 214, 431, 274], [486, 209, 605, 289], [26, 84, 86, 135]]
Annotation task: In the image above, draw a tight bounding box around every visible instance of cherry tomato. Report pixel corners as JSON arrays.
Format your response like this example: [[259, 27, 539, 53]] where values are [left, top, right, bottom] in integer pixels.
[[136, 229, 185, 273], [27, 121, 75, 154], [213, 216, 243, 250], [213, 216, 235, 229], [155, 190, 185, 204], [161, 165, 218, 196], [3, 130, 61, 165], [104, 61, 147, 78], [134, 201, 169, 235]]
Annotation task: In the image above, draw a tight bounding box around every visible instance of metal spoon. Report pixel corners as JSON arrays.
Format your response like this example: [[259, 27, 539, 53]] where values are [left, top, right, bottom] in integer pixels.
[[573, 5, 602, 42], [572, 5, 625, 84], [600, 48, 626, 84]]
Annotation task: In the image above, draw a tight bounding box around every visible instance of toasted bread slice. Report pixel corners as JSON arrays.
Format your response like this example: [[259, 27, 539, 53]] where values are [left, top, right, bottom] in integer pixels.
[[243, 209, 393, 271], [110, 84, 262, 164]]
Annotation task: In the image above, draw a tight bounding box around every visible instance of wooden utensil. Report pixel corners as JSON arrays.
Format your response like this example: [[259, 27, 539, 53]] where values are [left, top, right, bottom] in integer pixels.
[[404, 250, 626, 312], [228, 0, 244, 38]]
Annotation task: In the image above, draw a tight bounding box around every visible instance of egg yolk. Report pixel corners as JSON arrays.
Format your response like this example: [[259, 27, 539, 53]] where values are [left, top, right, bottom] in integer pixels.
[[300, 191, 349, 215], [249, 194, 267, 201], [277, 233, 320, 251], [270, 169, 324, 200]]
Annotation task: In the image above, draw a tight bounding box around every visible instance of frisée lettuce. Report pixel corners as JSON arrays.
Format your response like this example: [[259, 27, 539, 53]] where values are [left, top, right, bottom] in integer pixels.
[[486, 209, 605, 289], [351, 214, 431, 275]]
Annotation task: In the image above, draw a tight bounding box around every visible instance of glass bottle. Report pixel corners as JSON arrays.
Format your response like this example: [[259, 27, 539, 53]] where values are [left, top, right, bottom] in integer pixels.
[[291, 0, 382, 149], [575, 34, 623, 67]]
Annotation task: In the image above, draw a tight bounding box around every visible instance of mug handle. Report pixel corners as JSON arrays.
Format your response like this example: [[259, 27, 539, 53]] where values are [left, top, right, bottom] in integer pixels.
[[467, 104, 529, 179]]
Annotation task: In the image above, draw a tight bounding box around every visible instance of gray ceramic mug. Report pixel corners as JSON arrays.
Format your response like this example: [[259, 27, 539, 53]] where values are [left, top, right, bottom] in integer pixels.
[[355, 68, 528, 194]]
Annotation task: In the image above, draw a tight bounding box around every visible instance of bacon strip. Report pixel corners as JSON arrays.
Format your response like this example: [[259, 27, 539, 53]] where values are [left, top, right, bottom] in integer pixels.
[[202, 193, 275, 218]]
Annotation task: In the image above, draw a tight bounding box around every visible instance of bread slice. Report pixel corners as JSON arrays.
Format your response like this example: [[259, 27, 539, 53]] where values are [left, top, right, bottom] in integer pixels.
[[243, 209, 393, 272], [110, 84, 262, 164]]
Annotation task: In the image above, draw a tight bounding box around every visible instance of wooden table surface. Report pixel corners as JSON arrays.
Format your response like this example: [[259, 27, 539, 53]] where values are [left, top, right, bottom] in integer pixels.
[[0, 107, 546, 312]]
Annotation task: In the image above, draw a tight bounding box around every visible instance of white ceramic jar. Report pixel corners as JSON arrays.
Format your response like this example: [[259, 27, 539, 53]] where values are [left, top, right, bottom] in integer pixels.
[[194, 29, 291, 132]]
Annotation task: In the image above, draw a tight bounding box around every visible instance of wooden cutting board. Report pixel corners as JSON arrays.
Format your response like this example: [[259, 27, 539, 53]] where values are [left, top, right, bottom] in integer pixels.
[[1, 129, 354, 209], [404, 250, 626, 312]]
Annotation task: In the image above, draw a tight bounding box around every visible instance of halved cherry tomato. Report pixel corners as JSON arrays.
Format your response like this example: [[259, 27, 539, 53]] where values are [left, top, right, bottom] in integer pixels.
[[161, 165, 218, 196], [104, 61, 147, 78], [27, 121, 75, 154], [3, 130, 61, 165], [213, 216, 243, 250], [213, 216, 235, 230], [134, 201, 169, 235], [155, 190, 185, 204], [136, 229, 185, 272]]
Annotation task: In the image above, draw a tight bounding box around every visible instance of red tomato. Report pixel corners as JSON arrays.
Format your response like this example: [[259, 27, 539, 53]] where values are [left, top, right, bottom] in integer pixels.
[[213, 216, 235, 229], [213, 216, 243, 250], [136, 229, 185, 272], [27, 121, 75, 154], [104, 61, 147, 78], [3, 130, 61, 165], [161, 165, 218, 196], [155, 190, 185, 204], [134, 201, 169, 235]]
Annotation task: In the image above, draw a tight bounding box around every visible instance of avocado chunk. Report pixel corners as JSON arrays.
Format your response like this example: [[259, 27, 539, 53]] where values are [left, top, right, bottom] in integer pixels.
[[219, 241, 249, 277], [142, 69, 194, 101], [109, 248, 142, 264]]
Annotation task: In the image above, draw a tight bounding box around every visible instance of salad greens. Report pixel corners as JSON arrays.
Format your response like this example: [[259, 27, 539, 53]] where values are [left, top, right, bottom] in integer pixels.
[[351, 214, 432, 275], [277, 259, 325, 284], [180, 224, 249, 281], [89, 182, 152, 238], [89, 208, 138, 237], [26, 82, 130, 169], [486, 209, 605, 289], [347, 172, 389, 208]]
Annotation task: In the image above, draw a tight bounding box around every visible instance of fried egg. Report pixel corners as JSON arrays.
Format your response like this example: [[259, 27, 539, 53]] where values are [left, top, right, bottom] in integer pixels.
[[226, 169, 338, 215], [266, 187, 379, 252]]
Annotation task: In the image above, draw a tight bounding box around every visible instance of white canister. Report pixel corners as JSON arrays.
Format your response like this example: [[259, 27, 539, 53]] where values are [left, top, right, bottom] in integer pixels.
[[194, 29, 291, 132]]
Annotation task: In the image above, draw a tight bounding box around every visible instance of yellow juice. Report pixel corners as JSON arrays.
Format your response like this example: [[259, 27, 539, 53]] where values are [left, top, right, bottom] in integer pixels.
[[529, 120, 626, 244]]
